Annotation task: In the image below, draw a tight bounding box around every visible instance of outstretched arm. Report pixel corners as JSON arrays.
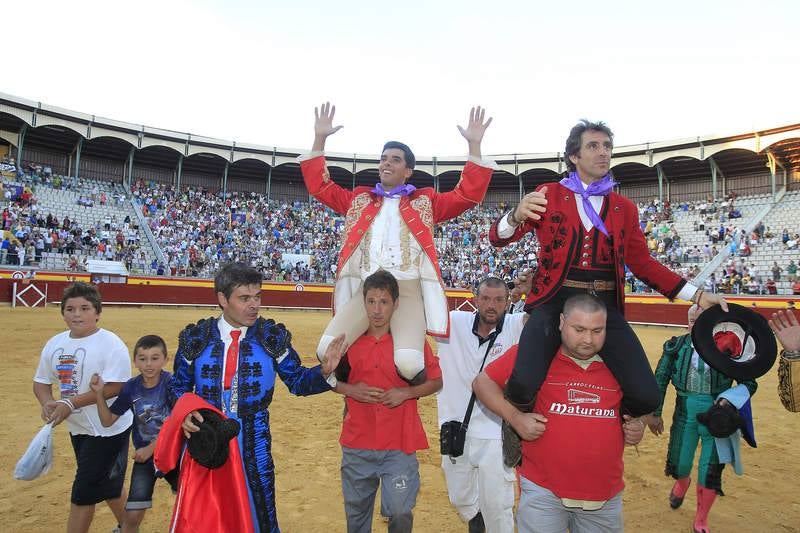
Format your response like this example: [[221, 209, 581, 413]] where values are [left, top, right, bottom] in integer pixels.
[[300, 102, 355, 213], [430, 107, 496, 223], [312, 102, 344, 152], [457, 106, 493, 159]]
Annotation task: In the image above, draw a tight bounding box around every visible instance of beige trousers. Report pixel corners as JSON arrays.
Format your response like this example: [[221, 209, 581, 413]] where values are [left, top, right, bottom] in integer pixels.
[[316, 278, 426, 380]]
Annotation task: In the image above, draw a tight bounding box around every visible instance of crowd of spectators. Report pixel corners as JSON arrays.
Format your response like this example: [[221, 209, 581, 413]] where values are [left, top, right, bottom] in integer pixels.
[[1, 159, 145, 272], [134, 183, 539, 287], [5, 155, 799, 295], [435, 203, 538, 288], [133, 181, 342, 281], [629, 193, 799, 294]]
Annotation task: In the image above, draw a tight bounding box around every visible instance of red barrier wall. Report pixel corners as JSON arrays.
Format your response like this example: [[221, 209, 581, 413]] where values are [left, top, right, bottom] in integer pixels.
[[2, 272, 797, 327]]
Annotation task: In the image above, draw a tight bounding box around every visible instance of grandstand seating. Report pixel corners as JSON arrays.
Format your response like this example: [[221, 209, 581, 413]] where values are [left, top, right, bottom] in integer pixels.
[[4, 160, 799, 294], [1, 173, 160, 273], [716, 189, 800, 295]]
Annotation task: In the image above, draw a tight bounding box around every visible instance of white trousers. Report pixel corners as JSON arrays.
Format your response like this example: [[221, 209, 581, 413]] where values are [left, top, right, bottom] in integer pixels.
[[318, 279, 426, 380], [441, 436, 516, 533]]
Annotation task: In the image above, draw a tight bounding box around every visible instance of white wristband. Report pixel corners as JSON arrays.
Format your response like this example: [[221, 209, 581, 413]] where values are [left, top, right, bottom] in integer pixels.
[[57, 398, 75, 412]]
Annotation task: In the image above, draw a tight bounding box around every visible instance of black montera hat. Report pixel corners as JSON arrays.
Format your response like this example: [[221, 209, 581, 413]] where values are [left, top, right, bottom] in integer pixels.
[[187, 409, 241, 469], [696, 402, 743, 438], [691, 303, 778, 381]]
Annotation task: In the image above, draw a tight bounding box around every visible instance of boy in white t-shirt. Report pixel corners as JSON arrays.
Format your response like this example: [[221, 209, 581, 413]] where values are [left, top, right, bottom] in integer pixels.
[[33, 282, 133, 533]]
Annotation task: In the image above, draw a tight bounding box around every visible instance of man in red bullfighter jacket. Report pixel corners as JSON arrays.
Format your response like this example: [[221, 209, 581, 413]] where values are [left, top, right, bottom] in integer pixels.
[[488, 120, 727, 462], [300, 102, 496, 384]]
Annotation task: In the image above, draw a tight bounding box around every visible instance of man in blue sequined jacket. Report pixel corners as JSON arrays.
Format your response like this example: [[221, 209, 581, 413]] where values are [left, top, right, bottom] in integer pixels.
[[169, 262, 344, 533]]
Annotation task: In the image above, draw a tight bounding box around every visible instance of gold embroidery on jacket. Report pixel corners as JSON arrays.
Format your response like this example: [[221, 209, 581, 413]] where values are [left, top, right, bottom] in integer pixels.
[[399, 222, 411, 271], [343, 193, 372, 239], [410, 195, 433, 230], [360, 227, 372, 272]]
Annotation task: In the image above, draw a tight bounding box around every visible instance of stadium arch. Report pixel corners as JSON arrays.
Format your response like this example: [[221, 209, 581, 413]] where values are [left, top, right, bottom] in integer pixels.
[[1, 90, 799, 205], [228, 157, 271, 195]]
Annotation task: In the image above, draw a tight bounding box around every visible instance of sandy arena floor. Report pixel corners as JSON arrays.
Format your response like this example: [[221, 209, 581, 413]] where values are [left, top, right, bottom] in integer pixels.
[[1, 306, 798, 532]]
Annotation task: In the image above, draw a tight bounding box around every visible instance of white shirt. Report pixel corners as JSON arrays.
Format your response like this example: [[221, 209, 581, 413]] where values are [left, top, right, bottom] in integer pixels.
[[218, 315, 249, 391], [508, 298, 526, 314], [437, 311, 526, 439], [217, 315, 289, 384], [34, 328, 133, 436], [362, 197, 423, 281]]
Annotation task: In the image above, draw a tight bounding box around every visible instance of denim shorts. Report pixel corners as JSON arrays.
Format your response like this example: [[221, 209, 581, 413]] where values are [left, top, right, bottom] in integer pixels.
[[126, 457, 179, 510]]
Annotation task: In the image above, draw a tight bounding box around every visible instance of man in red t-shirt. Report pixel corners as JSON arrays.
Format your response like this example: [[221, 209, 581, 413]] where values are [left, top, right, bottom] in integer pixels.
[[335, 270, 443, 533], [474, 294, 644, 533]]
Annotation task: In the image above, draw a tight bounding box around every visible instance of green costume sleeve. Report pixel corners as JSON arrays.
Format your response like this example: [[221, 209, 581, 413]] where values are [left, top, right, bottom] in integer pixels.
[[738, 377, 758, 397], [653, 335, 681, 416]]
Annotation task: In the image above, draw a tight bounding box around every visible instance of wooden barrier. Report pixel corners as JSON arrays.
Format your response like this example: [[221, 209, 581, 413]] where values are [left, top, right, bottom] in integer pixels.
[[1, 270, 797, 326]]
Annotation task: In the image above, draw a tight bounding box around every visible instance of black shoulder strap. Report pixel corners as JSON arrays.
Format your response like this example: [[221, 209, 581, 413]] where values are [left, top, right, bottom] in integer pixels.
[[460, 332, 499, 432]]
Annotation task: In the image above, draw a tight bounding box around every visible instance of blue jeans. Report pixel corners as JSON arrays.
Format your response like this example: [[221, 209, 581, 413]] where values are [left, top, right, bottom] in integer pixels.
[[341, 447, 419, 533]]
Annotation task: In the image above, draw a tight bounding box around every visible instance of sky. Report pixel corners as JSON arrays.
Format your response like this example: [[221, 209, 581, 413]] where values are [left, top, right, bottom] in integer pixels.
[[4, 0, 799, 158]]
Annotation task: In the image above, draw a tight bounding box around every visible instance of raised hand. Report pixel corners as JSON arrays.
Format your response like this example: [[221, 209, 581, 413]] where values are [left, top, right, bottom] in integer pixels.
[[457, 106, 493, 158], [313, 102, 344, 145], [321, 334, 348, 377], [770, 309, 800, 352]]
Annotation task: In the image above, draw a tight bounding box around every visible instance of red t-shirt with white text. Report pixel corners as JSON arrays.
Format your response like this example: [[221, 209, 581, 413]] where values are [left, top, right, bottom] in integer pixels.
[[485, 346, 624, 501]]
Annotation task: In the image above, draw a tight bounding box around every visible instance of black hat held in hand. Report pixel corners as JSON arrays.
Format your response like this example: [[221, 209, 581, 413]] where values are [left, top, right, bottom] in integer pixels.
[[691, 303, 778, 381], [696, 401, 743, 438], [187, 409, 241, 469]]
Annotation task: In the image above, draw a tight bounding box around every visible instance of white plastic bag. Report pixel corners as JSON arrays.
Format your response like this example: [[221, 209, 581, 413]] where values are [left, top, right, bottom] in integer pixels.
[[14, 423, 54, 481]]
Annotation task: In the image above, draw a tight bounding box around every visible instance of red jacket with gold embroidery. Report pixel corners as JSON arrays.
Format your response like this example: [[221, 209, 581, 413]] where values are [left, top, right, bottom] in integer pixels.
[[300, 155, 493, 336], [489, 182, 686, 313]]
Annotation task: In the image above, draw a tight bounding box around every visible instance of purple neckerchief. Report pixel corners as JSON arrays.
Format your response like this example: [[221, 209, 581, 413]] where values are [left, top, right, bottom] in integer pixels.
[[559, 172, 617, 237], [371, 183, 417, 198]]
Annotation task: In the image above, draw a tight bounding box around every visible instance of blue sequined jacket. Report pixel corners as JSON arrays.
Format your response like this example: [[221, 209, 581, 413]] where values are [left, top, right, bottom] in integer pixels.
[[169, 316, 331, 533]]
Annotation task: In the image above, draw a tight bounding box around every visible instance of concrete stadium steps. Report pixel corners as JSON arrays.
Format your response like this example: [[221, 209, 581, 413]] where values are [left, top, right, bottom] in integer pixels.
[[707, 190, 800, 294], [5, 176, 160, 271]]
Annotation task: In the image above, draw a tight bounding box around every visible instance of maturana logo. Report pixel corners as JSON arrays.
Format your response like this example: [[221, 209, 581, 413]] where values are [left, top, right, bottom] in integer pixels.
[[549, 389, 615, 418], [549, 402, 617, 418], [568, 389, 600, 404]]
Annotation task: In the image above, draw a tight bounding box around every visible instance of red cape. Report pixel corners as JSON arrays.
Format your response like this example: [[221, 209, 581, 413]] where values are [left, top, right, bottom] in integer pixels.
[[155, 393, 255, 533]]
